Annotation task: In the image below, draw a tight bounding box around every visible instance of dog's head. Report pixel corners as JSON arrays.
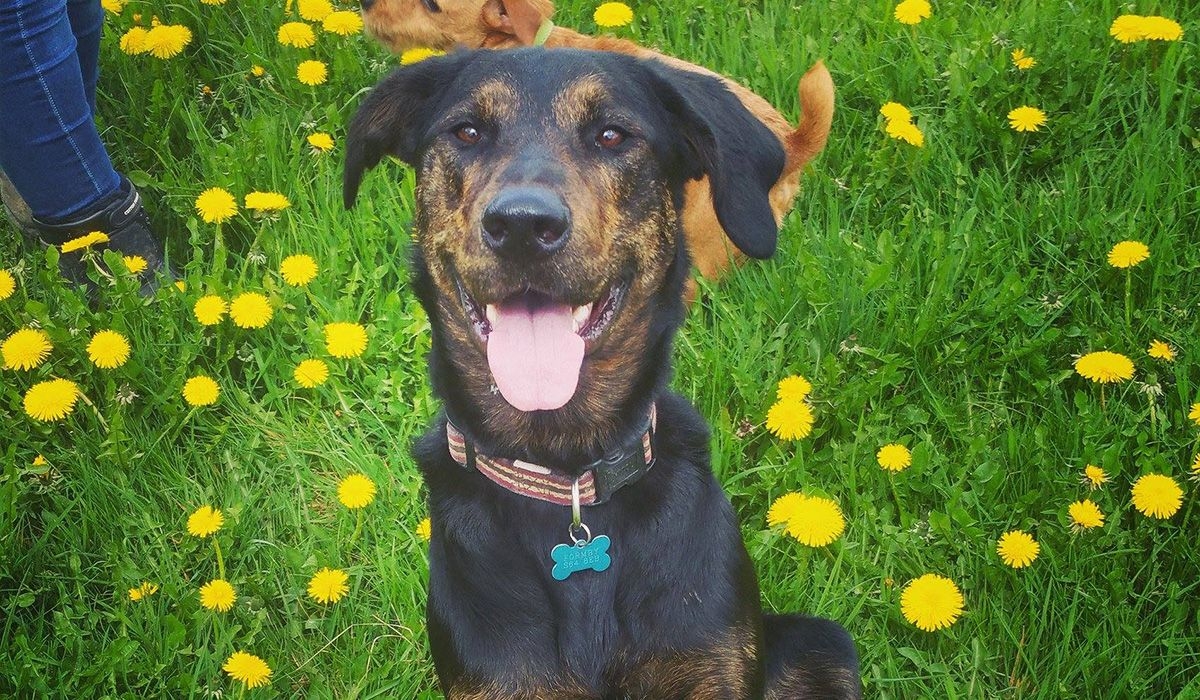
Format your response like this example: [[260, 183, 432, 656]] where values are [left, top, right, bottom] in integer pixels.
[[360, 0, 551, 53], [345, 49, 781, 460]]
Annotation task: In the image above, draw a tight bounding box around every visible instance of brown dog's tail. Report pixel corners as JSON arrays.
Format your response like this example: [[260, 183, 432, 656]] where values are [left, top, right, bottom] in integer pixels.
[[783, 61, 835, 176]]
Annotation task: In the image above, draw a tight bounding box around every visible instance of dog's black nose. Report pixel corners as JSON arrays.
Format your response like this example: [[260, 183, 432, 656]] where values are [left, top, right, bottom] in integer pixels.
[[482, 187, 571, 260]]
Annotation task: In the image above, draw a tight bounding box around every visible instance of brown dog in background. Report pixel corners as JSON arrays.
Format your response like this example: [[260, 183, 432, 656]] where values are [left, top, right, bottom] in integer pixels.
[[359, 0, 834, 283]]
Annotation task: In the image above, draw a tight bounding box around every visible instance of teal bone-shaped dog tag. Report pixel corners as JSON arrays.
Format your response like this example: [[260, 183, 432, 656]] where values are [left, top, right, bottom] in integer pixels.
[[550, 535, 611, 581]]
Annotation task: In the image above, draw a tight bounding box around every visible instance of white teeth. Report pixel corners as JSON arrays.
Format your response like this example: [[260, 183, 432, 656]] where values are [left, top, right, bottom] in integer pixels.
[[485, 304, 497, 325], [572, 304, 593, 333]]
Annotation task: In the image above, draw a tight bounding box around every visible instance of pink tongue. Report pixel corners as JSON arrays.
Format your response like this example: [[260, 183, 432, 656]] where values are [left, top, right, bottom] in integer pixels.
[[486, 297, 585, 412]]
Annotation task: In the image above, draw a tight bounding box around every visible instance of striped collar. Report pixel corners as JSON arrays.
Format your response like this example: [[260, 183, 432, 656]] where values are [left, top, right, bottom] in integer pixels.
[[446, 405, 656, 506]]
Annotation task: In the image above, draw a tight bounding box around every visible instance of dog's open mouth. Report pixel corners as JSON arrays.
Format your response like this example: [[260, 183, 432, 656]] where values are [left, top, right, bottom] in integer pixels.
[[457, 279, 627, 412]]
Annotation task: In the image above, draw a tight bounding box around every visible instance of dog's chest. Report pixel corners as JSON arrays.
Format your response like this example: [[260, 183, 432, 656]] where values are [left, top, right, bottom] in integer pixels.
[[427, 467, 751, 693]]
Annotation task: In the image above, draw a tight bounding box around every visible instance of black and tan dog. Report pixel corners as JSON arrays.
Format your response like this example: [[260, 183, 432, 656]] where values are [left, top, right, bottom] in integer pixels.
[[344, 48, 859, 699]]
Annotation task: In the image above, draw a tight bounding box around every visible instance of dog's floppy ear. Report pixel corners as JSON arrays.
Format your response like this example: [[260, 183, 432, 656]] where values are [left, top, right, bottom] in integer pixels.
[[343, 52, 473, 209], [481, 0, 552, 45], [648, 62, 785, 259]]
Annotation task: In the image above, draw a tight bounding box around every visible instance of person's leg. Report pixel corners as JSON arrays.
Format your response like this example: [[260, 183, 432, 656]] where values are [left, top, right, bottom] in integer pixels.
[[0, 0, 120, 223], [0, 0, 171, 294], [66, 0, 104, 114]]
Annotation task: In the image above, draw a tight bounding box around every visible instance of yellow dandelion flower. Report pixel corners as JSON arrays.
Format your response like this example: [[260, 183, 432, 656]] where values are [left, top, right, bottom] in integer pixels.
[[0, 269, 15, 300], [294, 359, 329, 388], [877, 443, 912, 472], [24, 378, 80, 422], [187, 505, 224, 537], [243, 191, 290, 212], [194, 295, 227, 326], [893, 0, 931, 25], [0, 269, 17, 301], [879, 102, 912, 123], [1010, 48, 1036, 70], [32, 455, 47, 466], [1083, 464, 1108, 489], [128, 582, 158, 601], [307, 567, 350, 604], [280, 254, 318, 286], [1130, 473, 1182, 519], [200, 0, 227, 5], [142, 24, 192, 59], [1074, 351, 1134, 384], [1008, 105, 1046, 132], [765, 399, 814, 440], [297, 0, 333, 21], [87, 330, 131, 369], [183, 375, 220, 407], [119, 27, 150, 55], [766, 492, 805, 528], [278, 21, 316, 48], [885, 119, 925, 147], [199, 578, 236, 612], [307, 131, 334, 152], [776, 375, 812, 402], [324, 322, 368, 358], [1147, 340, 1174, 362], [1141, 16, 1183, 41], [337, 473, 376, 509], [250, 64, 266, 77], [102, 0, 125, 13], [1190, 402, 1200, 426], [3, 328, 52, 370], [120, 255, 147, 275], [900, 574, 964, 632], [195, 187, 238, 224], [417, 517, 432, 541], [594, 2, 633, 28], [782, 495, 845, 547], [229, 292, 273, 329], [1110, 15, 1146, 43], [297, 60, 328, 86], [1068, 499, 1104, 531], [996, 530, 1039, 569], [1191, 454, 1200, 482], [400, 47, 445, 65], [1107, 240, 1149, 268], [61, 231, 109, 253], [322, 10, 363, 35], [223, 651, 272, 689]]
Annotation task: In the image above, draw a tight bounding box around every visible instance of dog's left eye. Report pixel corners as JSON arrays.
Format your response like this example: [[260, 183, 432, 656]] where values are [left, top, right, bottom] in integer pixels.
[[454, 124, 483, 145], [421, 0, 442, 12], [595, 127, 627, 149]]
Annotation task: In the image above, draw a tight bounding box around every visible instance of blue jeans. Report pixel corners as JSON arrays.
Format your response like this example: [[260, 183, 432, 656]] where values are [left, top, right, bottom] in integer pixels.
[[0, 0, 120, 222]]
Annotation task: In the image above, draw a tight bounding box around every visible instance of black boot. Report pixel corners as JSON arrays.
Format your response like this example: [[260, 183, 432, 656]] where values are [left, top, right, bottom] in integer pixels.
[[30, 177, 174, 296]]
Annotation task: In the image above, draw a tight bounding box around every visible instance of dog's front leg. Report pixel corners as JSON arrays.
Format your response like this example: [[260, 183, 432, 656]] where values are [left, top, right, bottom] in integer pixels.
[[619, 630, 763, 700], [447, 681, 598, 700]]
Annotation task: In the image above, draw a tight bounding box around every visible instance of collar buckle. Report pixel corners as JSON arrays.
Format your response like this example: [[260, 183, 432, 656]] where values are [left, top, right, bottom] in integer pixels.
[[445, 404, 656, 507]]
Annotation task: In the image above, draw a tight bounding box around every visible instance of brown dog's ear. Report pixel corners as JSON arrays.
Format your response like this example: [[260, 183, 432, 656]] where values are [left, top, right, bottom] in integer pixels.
[[343, 52, 474, 209], [648, 62, 785, 260], [481, 0, 551, 45]]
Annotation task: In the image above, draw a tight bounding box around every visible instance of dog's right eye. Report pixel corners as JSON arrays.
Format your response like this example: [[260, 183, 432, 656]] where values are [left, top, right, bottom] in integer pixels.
[[453, 124, 483, 145], [421, 0, 442, 12]]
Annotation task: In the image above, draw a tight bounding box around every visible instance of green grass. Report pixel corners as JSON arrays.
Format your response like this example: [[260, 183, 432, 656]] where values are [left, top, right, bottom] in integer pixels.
[[2, 0, 1198, 697]]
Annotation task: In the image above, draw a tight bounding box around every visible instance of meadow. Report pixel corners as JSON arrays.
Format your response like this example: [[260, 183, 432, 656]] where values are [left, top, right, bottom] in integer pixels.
[[1, 0, 1198, 697]]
